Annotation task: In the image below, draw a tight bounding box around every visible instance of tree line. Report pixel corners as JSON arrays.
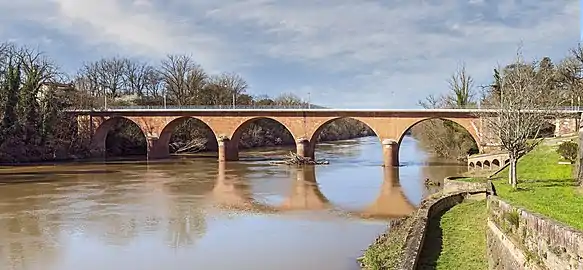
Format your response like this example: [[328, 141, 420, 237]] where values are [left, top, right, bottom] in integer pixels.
[[414, 44, 583, 188], [0, 42, 373, 162]]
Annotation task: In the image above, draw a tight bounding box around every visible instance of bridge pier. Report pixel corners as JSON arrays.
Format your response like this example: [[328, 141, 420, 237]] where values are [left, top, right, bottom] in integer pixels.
[[218, 137, 239, 162], [296, 138, 314, 159], [146, 137, 169, 159], [382, 139, 399, 167]]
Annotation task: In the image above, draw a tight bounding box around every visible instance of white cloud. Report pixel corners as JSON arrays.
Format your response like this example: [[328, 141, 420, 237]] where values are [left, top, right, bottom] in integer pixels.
[[0, 0, 578, 108], [43, 0, 231, 71]]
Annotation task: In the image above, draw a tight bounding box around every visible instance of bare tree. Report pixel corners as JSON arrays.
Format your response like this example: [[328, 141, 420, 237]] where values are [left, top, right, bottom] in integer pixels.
[[202, 72, 248, 105], [477, 51, 564, 189], [143, 69, 164, 98], [564, 44, 583, 185], [158, 54, 207, 105], [124, 59, 156, 97], [76, 57, 126, 98], [412, 66, 479, 160], [273, 93, 303, 106], [96, 57, 125, 97], [445, 63, 475, 108]]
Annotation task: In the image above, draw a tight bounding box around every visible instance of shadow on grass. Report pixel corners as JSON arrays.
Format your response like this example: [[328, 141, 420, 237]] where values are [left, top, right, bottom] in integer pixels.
[[416, 208, 448, 269], [492, 177, 577, 186]]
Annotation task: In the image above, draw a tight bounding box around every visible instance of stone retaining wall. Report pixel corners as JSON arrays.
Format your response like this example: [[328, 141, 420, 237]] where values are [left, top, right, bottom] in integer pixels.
[[487, 196, 583, 269], [362, 189, 486, 269], [443, 177, 488, 193]]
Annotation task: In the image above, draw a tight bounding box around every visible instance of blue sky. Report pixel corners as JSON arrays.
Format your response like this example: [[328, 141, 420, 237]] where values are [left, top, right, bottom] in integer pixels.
[[0, 0, 578, 108]]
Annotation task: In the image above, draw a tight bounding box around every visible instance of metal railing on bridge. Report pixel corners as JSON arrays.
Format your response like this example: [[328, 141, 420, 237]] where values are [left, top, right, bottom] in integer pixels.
[[74, 104, 329, 110], [65, 105, 583, 112]]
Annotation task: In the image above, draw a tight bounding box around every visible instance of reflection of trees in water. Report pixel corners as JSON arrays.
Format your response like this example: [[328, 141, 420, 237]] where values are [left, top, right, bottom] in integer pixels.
[[0, 182, 62, 269], [152, 164, 218, 249], [166, 205, 207, 248]]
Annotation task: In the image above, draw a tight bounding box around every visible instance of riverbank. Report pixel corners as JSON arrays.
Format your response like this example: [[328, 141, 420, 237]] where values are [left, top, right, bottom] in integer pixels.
[[361, 137, 580, 269], [360, 190, 487, 270]]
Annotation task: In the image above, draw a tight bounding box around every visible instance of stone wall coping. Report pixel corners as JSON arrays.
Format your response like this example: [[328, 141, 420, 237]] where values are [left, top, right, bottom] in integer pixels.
[[490, 196, 583, 235], [489, 196, 583, 255], [468, 152, 509, 159]]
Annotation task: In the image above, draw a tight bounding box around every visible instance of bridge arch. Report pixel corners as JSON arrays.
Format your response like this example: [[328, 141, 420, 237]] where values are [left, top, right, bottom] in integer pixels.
[[155, 116, 218, 158], [396, 117, 480, 149], [91, 117, 148, 157], [469, 162, 475, 169], [308, 117, 380, 160], [476, 161, 482, 168], [492, 159, 500, 167], [230, 117, 298, 159], [386, 117, 480, 168], [483, 160, 491, 169]]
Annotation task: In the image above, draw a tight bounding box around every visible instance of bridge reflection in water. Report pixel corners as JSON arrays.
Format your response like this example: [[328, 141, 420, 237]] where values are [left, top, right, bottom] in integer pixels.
[[0, 136, 463, 270], [209, 162, 416, 219]]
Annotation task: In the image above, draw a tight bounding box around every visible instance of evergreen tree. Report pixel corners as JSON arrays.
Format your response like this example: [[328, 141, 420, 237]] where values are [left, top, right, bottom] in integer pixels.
[[0, 60, 21, 140]]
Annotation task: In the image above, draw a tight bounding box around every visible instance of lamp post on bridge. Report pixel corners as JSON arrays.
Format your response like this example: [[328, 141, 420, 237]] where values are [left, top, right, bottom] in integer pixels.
[[232, 92, 236, 109]]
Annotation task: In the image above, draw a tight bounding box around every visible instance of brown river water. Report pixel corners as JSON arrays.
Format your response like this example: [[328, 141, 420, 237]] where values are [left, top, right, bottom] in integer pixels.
[[0, 136, 466, 270]]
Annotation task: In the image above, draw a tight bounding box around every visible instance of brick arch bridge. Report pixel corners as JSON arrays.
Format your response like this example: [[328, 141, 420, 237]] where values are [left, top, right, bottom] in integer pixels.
[[73, 108, 579, 167]]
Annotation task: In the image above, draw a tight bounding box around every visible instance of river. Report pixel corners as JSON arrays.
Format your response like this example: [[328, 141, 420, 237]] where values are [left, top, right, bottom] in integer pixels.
[[0, 136, 466, 270]]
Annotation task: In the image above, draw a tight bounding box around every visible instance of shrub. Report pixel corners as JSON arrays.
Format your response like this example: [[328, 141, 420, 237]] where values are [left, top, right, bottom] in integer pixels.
[[557, 141, 578, 163]]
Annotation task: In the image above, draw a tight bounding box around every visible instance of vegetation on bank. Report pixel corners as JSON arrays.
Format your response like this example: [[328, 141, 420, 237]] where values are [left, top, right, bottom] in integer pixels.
[[413, 44, 583, 163], [360, 217, 414, 270], [457, 138, 583, 230], [418, 200, 487, 270], [412, 65, 479, 160], [0, 42, 373, 162], [492, 142, 583, 230], [361, 198, 488, 270]]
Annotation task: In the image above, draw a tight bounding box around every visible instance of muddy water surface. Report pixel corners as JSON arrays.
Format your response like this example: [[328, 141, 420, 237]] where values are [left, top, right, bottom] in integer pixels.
[[0, 136, 466, 270]]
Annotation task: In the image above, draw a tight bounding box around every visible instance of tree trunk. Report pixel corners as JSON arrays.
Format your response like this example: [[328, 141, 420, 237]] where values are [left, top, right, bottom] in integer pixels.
[[578, 113, 583, 186], [508, 161, 512, 185], [510, 155, 518, 189]]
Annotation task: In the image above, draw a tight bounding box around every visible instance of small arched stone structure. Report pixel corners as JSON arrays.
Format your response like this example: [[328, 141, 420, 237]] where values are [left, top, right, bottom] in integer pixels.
[[492, 159, 500, 167], [467, 152, 510, 170]]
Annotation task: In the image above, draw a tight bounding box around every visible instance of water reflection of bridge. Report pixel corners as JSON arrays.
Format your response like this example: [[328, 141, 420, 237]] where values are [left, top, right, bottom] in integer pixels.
[[210, 163, 416, 219]]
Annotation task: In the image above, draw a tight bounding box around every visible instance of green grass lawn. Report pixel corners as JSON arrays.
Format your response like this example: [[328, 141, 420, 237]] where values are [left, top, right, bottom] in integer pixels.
[[418, 200, 487, 270], [492, 142, 583, 230]]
